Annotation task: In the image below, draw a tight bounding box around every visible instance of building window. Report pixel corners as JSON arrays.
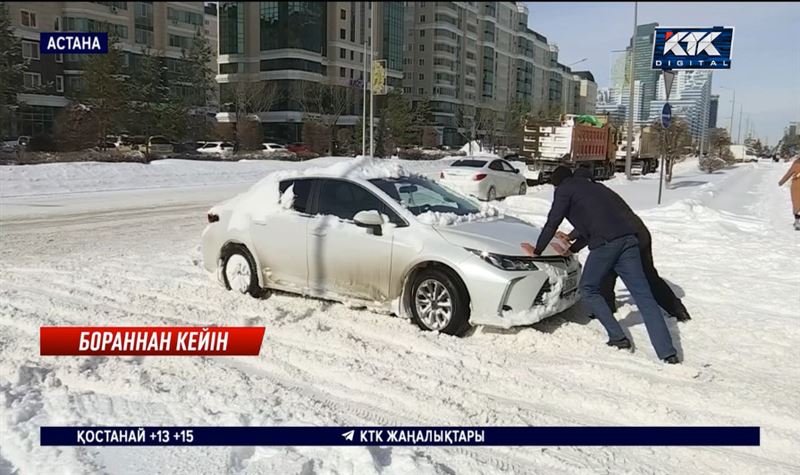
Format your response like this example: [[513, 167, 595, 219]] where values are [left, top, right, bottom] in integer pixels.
[[350, 69, 354, 78], [20, 10, 37, 28], [420, 29, 426, 37], [23, 72, 41, 90], [340, 67, 346, 77], [54, 18, 60, 31], [259, 2, 325, 54], [221, 2, 245, 54], [167, 7, 203, 26], [340, 28, 346, 40], [419, 73, 424, 80], [56, 75, 64, 93], [419, 58, 424, 66], [418, 88, 424, 95], [350, 50, 354, 61], [168, 34, 193, 49], [55, 53, 63, 63], [419, 44, 424, 52], [219, 63, 238, 74], [340, 9, 346, 20], [22, 41, 39, 60], [340, 48, 347, 59], [420, 15, 425, 22]]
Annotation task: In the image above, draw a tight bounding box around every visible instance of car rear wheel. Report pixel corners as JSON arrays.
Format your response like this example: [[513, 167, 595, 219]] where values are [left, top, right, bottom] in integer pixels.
[[518, 182, 527, 195], [221, 246, 261, 297], [486, 186, 497, 201], [410, 268, 471, 336]]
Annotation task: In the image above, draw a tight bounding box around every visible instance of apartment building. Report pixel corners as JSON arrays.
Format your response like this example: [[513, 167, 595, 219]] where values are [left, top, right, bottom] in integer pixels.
[[216, 2, 405, 141], [215, 2, 596, 146], [5, 1, 214, 136]]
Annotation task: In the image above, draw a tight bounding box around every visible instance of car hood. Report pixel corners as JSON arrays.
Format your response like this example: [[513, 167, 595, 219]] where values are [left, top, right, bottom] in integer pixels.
[[433, 216, 561, 257]]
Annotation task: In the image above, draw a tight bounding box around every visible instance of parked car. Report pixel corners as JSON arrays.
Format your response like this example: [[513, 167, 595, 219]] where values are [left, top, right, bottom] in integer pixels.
[[260, 143, 296, 159], [287, 142, 311, 154], [147, 135, 174, 156], [439, 158, 527, 201], [197, 141, 235, 155], [201, 169, 580, 336]]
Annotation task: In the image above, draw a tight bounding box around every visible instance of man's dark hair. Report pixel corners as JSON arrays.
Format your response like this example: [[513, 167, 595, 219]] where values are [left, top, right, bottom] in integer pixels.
[[550, 166, 573, 186], [574, 167, 593, 180]]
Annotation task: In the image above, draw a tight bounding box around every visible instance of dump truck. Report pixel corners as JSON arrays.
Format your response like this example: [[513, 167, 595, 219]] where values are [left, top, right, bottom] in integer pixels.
[[521, 114, 618, 183], [615, 126, 660, 175]]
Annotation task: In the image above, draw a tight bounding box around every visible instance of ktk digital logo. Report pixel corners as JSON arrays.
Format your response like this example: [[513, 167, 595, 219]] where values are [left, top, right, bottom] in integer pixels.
[[652, 27, 734, 70]]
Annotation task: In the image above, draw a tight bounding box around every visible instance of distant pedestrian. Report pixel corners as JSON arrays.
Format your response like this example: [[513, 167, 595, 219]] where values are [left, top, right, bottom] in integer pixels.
[[778, 156, 800, 230], [565, 167, 691, 321], [520, 166, 679, 364]]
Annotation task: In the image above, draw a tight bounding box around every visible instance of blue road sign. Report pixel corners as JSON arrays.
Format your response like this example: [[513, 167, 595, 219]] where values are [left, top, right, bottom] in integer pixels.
[[661, 103, 672, 128]]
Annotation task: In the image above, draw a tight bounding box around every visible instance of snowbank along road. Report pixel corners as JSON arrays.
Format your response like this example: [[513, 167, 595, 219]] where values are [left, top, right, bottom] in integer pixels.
[[1, 157, 798, 474]]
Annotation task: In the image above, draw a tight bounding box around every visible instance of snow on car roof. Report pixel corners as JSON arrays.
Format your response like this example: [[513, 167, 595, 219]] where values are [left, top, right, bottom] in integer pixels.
[[220, 157, 421, 230]]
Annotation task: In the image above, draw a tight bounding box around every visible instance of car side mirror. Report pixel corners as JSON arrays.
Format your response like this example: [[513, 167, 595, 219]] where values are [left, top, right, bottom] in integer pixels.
[[354, 210, 384, 235], [513, 168, 519, 174]]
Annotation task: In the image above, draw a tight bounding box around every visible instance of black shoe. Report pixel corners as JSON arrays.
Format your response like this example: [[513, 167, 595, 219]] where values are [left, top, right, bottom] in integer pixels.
[[671, 305, 692, 322], [606, 337, 632, 351], [663, 355, 680, 364]]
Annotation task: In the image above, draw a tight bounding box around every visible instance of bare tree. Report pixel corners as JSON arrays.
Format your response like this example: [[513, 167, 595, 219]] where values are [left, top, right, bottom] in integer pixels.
[[299, 81, 351, 155], [476, 108, 499, 152], [455, 105, 476, 154], [225, 80, 282, 149]]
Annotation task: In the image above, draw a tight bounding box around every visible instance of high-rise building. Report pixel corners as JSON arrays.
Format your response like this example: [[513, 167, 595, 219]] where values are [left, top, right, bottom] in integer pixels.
[[708, 94, 719, 129], [5, 1, 214, 136], [629, 23, 659, 125], [648, 70, 713, 145], [216, 2, 595, 146]]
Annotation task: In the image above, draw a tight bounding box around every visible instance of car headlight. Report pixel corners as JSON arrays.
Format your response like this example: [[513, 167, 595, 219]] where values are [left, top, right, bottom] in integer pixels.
[[466, 248, 539, 271]]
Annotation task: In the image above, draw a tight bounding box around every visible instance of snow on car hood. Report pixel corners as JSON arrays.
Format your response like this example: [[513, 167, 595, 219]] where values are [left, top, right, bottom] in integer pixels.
[[434, 216, 561, 257]]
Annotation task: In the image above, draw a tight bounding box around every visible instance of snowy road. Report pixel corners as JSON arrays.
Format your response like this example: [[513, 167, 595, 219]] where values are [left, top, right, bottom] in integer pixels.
[[1, 158, 798, 474]]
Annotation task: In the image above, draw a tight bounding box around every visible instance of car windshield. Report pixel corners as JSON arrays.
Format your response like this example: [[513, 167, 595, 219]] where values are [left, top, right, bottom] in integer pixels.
[[370, 176, 480, 216], [451, 159, 487, 168]]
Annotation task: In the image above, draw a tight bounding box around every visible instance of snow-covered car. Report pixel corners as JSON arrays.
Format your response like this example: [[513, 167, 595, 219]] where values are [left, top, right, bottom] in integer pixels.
[[197, 141, 235, 155], [439, 158, 528, 201], [201, 159, 581, 336]]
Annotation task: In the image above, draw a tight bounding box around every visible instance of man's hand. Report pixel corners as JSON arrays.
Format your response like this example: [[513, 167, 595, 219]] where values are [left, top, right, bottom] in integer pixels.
[[520, 242, 537, 256], [555, 230, 572, 242]]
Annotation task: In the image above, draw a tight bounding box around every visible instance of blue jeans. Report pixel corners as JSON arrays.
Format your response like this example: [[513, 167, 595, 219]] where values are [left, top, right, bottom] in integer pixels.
[[579, 234, 677, 359]]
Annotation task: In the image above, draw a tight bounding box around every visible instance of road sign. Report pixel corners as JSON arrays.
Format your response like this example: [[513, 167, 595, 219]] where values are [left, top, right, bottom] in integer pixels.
[[371, 60, 387, 95], [661, 103, 672, 129], [662, 70, 676, 101]]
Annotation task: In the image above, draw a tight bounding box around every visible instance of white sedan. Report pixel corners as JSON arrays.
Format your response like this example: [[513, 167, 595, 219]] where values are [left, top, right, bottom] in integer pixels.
[[197, 141, 235, 155], [439, 158, 528, 201], [201, 160, 580, 336]]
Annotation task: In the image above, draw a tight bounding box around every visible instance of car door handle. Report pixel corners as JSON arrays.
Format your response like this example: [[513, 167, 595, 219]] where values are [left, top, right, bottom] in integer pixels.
[[311, 231, 327, 237]]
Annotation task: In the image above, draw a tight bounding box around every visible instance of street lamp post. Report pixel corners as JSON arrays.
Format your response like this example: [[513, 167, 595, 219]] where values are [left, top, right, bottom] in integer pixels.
[[625, 1, 638, 180]]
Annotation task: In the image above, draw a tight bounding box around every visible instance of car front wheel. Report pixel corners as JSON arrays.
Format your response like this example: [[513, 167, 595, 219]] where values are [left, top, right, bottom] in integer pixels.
[[410, 268, 471, 336], [221, 246, 261, 297]]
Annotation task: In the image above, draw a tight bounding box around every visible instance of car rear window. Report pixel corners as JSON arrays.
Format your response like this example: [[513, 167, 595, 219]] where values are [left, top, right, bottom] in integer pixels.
[[452, 160, 487, 168]]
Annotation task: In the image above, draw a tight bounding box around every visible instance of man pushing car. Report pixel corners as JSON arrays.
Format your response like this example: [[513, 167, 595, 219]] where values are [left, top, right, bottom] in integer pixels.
[[520, 166, 680, 364]]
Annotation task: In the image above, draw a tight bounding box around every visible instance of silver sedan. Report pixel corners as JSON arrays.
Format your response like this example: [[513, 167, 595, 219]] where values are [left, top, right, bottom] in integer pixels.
[[202, 168, 580, 335]]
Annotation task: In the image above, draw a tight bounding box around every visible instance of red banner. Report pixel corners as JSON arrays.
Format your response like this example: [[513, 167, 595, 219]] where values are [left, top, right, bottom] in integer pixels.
[[40, 327, 265, 356]]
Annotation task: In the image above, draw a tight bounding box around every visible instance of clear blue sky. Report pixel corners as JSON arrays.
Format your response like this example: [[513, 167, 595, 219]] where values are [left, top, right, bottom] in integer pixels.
[[526, 2, 800, 145]]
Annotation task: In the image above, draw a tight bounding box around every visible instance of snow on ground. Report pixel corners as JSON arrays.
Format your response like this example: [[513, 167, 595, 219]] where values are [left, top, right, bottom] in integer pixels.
[[0, 156, 799, 474]]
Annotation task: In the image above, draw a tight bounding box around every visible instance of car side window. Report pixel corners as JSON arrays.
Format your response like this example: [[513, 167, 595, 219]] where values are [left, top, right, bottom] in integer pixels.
[[279, 179, 314, 214], [500, 160, 516, 172], [488, 160, 504, 171], [317, 179, 390, 222]]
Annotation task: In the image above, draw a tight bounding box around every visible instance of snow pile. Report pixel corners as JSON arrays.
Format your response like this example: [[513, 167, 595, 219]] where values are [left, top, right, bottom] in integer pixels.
[[416, 205, 502, 226], [458, 141, 497, 157]]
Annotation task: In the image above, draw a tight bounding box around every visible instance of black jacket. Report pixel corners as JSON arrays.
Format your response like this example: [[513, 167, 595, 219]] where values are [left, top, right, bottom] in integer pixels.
[[567, 174, 651, 251], [534, 176, 637, 253]]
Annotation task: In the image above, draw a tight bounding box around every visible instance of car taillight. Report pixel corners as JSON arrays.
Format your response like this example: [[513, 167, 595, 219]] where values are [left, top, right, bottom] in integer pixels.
[[207, 213, 219, 223], [474, 173, 487, 181]]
